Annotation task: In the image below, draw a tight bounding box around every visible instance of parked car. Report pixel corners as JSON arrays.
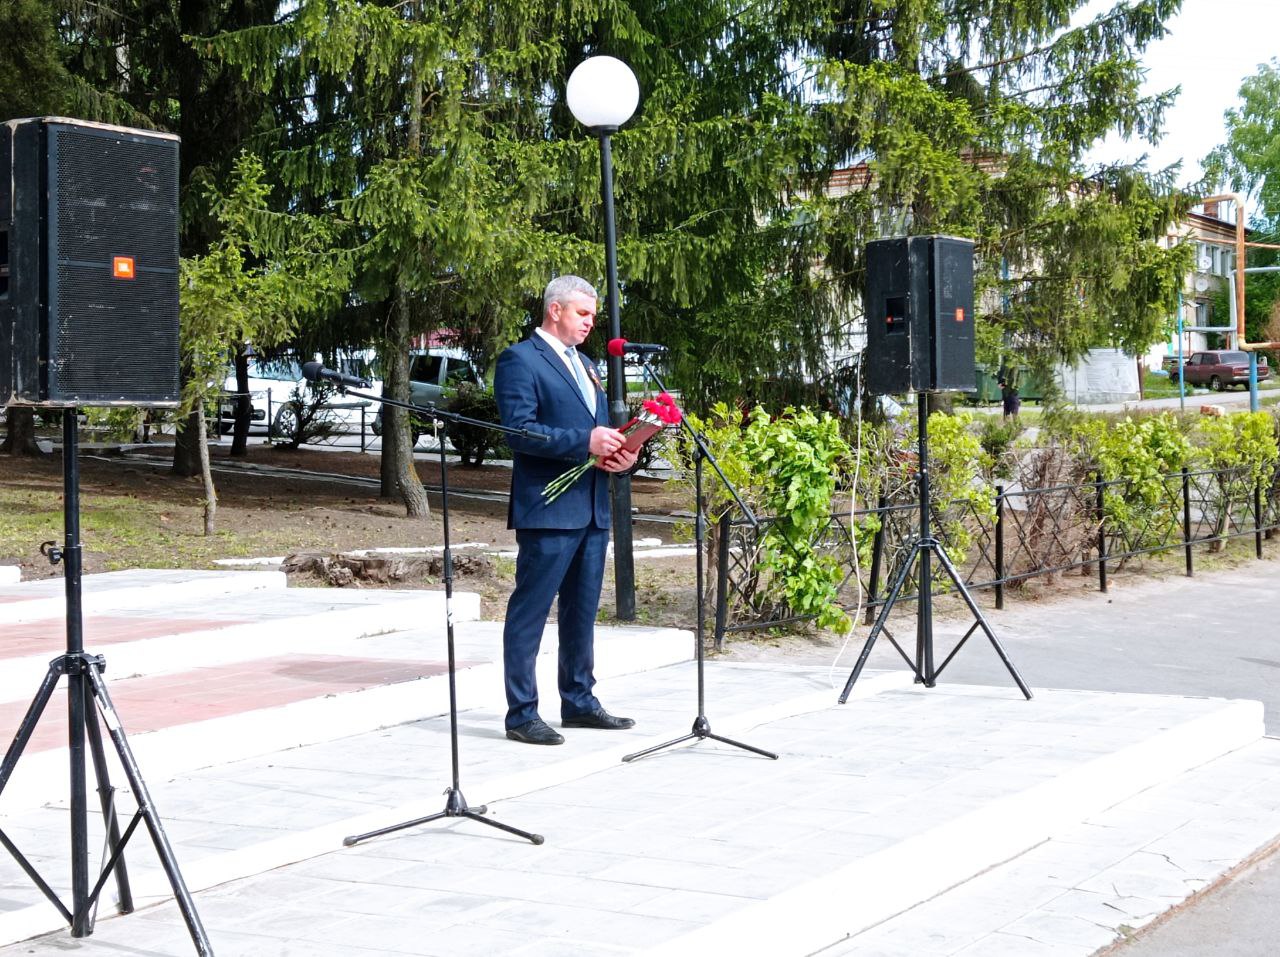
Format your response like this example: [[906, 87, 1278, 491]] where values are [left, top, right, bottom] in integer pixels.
[[1166, 350, 1271, 391], [372, 348, 481, 445], [219, 352, 380, 438]]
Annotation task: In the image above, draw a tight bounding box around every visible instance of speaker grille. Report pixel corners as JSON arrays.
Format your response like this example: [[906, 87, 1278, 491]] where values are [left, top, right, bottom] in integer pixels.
[[48, 124, 180, 403]]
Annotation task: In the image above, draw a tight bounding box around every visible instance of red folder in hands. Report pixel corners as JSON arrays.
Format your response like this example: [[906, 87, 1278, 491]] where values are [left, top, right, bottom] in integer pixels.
[[619, 417, 664, 452], [600, 418, 663, 469]]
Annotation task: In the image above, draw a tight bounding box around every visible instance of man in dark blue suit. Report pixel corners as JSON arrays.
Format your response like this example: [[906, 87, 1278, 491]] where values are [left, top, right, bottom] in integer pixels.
[[494, 276, 639, 745]]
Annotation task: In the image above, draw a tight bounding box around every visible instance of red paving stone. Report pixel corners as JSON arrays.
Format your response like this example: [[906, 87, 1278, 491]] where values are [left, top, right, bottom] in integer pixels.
[[0, 617, 251, 660], [0, 655, 471, 754]]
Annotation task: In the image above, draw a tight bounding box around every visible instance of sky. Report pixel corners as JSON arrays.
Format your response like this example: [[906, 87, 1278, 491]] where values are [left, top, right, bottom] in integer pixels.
[[1078, 0, 1278, 201]]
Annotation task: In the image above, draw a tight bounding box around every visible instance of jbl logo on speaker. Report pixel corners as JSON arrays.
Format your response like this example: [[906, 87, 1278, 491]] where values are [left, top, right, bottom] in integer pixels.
[[1, 117, 181, 407], [864, 235, 975, 396]]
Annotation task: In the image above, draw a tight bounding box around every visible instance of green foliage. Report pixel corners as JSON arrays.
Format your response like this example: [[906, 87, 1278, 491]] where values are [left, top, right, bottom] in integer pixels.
[[1193, 411, 1279, 484], [685, 403, 853, 633], [0, 0, 70, 118], [39, 0, 1193, 418], [814, 0, 1190, 375], [1203, 60, 1280, 346], [1207, 59, 1280, 224], [196, 0, 1189, 410], [179, 153, 351, 416], [977, 417, 1026, 481], [1067, 412, 1191, 545], [917, 412, 995, 561], [83, 407, 147, 442]]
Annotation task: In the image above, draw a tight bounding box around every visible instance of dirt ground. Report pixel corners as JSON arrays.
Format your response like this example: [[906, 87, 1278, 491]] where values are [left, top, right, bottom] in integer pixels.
[[1, 436, 1257, 656], [0, 440, 701, 630]]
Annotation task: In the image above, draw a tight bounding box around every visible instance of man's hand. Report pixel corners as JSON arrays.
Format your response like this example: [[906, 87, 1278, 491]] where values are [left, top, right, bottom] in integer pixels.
[[588, 426, 626, 458], [597, 446, 638, 473]]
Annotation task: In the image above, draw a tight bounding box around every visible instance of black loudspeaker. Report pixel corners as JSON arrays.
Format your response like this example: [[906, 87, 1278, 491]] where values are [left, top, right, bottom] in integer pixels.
[[1, 117, 181, 407], [864, 235, 975, 395]]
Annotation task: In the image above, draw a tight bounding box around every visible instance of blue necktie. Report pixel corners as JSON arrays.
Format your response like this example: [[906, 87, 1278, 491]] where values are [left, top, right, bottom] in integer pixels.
[[566, 348, 594, 410]]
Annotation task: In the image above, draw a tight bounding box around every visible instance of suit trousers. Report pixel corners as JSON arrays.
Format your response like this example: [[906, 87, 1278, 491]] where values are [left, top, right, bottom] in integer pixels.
[[502, 524, 608, 729]]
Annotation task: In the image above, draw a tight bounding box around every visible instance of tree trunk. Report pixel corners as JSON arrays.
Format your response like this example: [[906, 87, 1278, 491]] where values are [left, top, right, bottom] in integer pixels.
[[379, 11, 429, 519], [230, 349, 250, 456], [391, 284, 430, 518], [197, 406, 217, 535], [172, 410, 203, 476], [1, 408, 43, 455], [380, 326, 399, 499]]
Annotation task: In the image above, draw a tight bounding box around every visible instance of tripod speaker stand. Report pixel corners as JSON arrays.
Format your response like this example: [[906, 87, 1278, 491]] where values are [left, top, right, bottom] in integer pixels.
[[337, 386, 545, 847], [0, 411, 211, 953], [839, 394, 1032, 703], [622, 361, 777, 764]]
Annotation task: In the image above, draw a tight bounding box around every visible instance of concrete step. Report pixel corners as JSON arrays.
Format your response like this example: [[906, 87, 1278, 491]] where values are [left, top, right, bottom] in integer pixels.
[[0, 621, 706, 941], [823, 736, 1280, 956], [0, 569, 286, 625], [0, 586, 481, 703], [645, 687, 1266, 957], [0, 619, 692, 815], [0, 668, 1269, 956]]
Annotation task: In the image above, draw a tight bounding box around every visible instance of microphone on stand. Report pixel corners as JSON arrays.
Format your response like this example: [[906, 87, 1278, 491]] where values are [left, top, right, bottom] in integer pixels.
[[301, 361, 370, 389], [606, 338, 668, 357]]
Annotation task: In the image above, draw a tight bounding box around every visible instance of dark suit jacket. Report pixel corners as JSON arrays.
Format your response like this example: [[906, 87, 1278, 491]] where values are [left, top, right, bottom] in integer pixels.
[[494, 333, 611, 530]]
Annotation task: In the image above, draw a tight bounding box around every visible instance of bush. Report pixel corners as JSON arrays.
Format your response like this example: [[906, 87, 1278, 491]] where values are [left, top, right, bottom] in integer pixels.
[[977, 417, 1024, 480], [1067, 412, 1191, 551], [685, 403, 854, 633], [270, 385, 340, 449], [446, 383, 508, 467]]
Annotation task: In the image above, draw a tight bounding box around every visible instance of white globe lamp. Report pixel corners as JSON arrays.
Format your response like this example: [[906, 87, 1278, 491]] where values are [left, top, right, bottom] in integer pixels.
[[566, 56, 639, 131]]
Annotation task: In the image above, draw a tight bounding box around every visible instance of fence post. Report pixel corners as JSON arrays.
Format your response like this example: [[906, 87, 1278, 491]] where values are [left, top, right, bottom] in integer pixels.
[[865, 495, 886, 625], [1096, 475, 1108, 593], [713, 513, 731, 652], [1255, 479, 1264, 559], [360, 407, 367, 453], [994, 484, 1005, 610], [1182, 468, 1194, 577]]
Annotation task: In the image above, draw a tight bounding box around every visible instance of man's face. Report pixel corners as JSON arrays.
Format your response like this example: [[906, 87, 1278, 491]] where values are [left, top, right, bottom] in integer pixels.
[[544, 292, 597, 347]]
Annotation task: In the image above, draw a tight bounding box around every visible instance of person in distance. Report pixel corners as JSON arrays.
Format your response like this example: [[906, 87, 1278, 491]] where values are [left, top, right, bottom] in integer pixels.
[[493, 275, 638, 745]]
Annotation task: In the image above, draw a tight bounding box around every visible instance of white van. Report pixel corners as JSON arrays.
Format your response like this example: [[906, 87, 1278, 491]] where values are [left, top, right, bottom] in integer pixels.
[[219, 352, 381, 438]]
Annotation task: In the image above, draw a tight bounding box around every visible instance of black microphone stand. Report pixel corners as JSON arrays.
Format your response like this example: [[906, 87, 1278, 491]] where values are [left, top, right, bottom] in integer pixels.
[[334, 383, 546, 847], [621, 360, 778, 763], [0, 410, 211, 953]]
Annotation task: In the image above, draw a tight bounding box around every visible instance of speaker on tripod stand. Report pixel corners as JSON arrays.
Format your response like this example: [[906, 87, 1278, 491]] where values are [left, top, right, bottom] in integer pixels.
[[0, 117, 209, 952], [841, 235, 1031, 702]]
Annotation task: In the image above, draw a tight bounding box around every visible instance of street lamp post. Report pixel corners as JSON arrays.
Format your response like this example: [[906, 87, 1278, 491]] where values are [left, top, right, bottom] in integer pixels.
[[567, 55, 639, 621]]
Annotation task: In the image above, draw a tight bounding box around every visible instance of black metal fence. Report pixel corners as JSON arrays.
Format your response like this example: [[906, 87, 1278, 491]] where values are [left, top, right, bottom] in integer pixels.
[[712, 463, 1280, 646]]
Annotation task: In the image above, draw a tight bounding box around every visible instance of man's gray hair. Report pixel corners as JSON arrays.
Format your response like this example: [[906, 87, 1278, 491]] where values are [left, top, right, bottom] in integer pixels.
[[543, 275, 598, 318]]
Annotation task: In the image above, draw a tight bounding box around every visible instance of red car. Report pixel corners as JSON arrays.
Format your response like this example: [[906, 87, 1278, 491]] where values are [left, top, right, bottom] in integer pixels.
[[1167, 350, 1271, 390]]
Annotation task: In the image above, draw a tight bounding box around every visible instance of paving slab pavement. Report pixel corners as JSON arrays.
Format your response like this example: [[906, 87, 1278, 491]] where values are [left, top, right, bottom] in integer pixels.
[[1, 569, 1279, 955], [0, 569, 286, 625], [838, 559, 1280, 734], [0, 662, 1272, 956]]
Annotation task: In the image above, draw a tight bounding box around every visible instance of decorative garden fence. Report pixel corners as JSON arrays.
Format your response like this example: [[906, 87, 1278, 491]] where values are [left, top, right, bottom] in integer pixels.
[[712, 463, 1280, 648]]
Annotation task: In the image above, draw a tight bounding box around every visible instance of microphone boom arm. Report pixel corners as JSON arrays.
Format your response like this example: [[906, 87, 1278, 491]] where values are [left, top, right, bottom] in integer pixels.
[[335, 385, 549, 443], [637, 359, 756, 528]]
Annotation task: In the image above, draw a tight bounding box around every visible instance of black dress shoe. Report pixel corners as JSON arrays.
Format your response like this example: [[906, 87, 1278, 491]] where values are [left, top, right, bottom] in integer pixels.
[[506, 718, 565, 745], [561, 708, 636, 730]]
